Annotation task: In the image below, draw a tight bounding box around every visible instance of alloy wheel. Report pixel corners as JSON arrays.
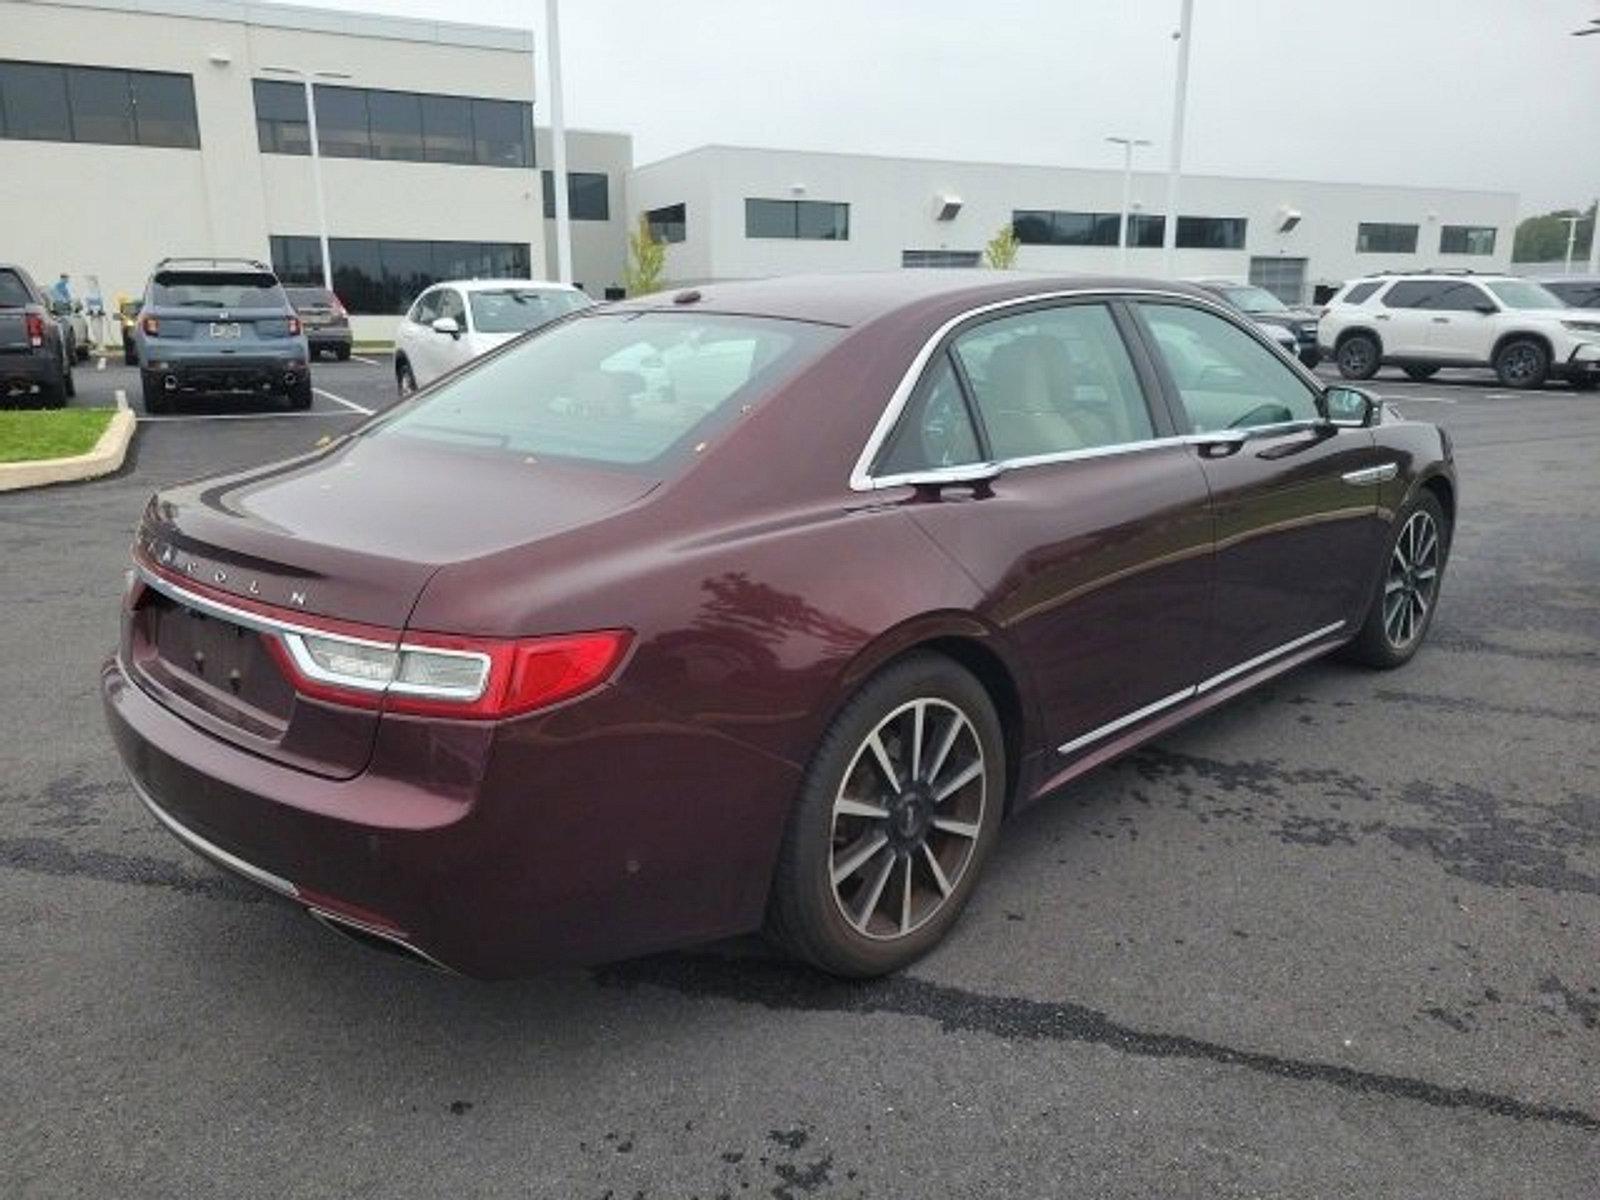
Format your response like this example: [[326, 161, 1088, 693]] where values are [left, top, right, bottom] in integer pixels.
[[829, 698, 985, 941], [1500, 345, 1539, 385], [1383, 509, 1441, 649], [1340, 339, 1375, 375]]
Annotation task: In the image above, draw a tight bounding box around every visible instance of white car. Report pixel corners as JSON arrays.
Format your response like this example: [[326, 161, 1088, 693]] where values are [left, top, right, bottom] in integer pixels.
[[394, 279, 592, 393], [1318, 272, 1600, 391]]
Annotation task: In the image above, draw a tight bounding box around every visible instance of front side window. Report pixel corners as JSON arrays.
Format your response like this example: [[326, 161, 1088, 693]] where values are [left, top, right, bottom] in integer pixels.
[[874, 354, 981, 475], [408, 289, 441, 325], [1381, 280, 1442, 309], [1139, 302, 1319, 432], [468, 288, 590, 334], [1425, 282, 1493, 312], [435, 288, 466, 327], [951, 304, 1155, 461], [373, 313, 839, 469]]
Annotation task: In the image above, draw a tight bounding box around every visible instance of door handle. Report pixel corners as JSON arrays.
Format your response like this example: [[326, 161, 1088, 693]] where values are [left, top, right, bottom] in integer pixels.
[[1431, 317, 1450, 323], [1188, 432, 1247, 459], [1375, 314, 1391, 321]]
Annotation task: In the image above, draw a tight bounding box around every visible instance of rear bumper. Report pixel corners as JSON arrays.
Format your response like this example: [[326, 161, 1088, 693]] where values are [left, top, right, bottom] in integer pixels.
[[102, 654, 798, 977], [0, 351, 58, 389], [142, 357, 307, 393], [306, 329, 352, 349]]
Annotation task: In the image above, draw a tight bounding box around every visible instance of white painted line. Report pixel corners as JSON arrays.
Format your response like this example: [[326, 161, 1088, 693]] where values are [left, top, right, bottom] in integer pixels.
[[96, 357, 106, 371], [314, 387, 373, 415], [114, 387, 128, 411], [1486, 393, 1518, 401], [350, 353, 383, 366], [1388, 395, 1457, 405], [140, 410, 358, 423]]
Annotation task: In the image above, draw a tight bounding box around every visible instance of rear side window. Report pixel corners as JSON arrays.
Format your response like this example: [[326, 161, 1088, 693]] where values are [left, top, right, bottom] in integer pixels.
[[1340, 281, 1381, 305], [150, 271, 286, 310], [373, 312, 839, 469], [951, 303, 1155, 460], [1381, 281, 1441, 309], [1139, 302, 1319, 432], [0, 269, 31, 306], [875, 353, 981, 476]]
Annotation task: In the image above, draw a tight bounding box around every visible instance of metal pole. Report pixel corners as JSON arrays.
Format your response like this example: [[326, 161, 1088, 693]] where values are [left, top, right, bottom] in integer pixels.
[[1161, 0, 1195, 278], [1118, 141, 1133, 272], [303, 76, 334, 292], [1588, 201, 1599, 275], [1561, 215, 1580, 274], [545, 0, 572, 284]]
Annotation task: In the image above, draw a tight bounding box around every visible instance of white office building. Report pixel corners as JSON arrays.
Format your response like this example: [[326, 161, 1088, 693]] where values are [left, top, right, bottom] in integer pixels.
[[1, 0, 631, 338], [627, 145, 1520, 303]]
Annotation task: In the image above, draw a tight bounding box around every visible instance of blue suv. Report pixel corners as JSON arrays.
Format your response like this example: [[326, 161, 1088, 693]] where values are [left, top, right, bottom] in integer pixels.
[[134, 258, 311, 414]]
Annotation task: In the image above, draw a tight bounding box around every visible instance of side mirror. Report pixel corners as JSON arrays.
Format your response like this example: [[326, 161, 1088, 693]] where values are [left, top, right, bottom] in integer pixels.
[[430, 316, 461, 338], [1323, 385, 1376, 428], [1474, 302, 1497, 315]]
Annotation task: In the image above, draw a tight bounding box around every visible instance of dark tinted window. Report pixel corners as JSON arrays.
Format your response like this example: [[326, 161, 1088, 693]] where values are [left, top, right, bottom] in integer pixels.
[[420, 94, 473, 163], [902, 250, 982, 268], [1381, 281, 1440, 308], [1440, 225, 1496, 255], [0, 269, 33, 306], [1357, 223, 1419, 253], [0, 61, 72, 141], [745, 199, 849, 240], [150, 271, 286, 310], [270, 235, 532, 314], [953, 303, 1155, 459], [1140, 302, 1318, 432], [875, 353, 981, 474], [1341, 280, 1381, 304], [253, 79, 308, 154], [1176, 216, 1246, 249], [129, 71, 199, 147], [541, 171, 610, 220], [285, 287, 335, 309], [646, 203, 687, 243], [1544, 281, 1600, 307], [2, 60, 197, 147], [1011, 210, 1119, 246], [471, 98, 532, 167], [314, 85, 370, 158], [66, 66, 133, 144], [1129, 213, 1165, 247], [1426, 282, 1493, 312], [366, 89, 423, 161]]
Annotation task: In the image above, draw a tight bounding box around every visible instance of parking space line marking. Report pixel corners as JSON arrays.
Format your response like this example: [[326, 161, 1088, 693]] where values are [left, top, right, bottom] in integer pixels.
[[139, 411, 360, 423], [314, 387, 373, 415], [350, 353, 383, 366], [1386, 395, 1456, 404], [114, 388, 128, 411]]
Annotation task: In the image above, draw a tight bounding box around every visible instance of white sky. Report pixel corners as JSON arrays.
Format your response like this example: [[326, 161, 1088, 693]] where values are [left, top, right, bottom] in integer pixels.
[[308, 0, 1600, 215]]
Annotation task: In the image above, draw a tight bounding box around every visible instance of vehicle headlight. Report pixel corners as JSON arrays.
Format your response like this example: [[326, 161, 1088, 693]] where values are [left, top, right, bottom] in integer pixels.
[[1561, 320, 1600, 334]]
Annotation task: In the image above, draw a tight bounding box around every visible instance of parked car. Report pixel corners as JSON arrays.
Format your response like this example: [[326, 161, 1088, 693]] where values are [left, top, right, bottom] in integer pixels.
[[117, 298, 142, 365], [394, 278, 591, 393], [1535, 274, 1600, 310], [285, 285, 353, 361], [1320, 271, 1600, 390], [46, 296, 90, 362], [0, 262, 75, 406], [105, 273, 1455, 978], [1190, 278, 1321, 366], [133, 257, 311, 414]]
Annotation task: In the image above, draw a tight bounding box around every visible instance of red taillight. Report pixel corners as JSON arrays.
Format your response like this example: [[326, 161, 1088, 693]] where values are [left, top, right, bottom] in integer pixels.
[[394, 630, 634, 719], [25, 313, 45, 347], [141, 314, 160, 336], [287, 315, 302, 336]]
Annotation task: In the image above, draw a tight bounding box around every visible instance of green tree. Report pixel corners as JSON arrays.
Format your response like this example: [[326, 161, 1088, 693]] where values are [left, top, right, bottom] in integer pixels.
[[984, 222, 1020, 270], [624, 216, 667, 296], [1512, 202, 1595, 263]]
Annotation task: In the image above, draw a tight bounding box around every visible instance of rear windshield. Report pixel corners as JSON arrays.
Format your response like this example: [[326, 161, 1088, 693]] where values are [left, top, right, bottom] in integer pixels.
[[285, 287, 335, 308], [151, 271, 287, 310], [0, 270, 31, 307], [371, 311, 839, 468], [469, 288, 590, 334]]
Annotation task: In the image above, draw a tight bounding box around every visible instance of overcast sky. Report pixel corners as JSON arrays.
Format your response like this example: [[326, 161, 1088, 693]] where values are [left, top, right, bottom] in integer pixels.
[[311, 0, 1599, 215]]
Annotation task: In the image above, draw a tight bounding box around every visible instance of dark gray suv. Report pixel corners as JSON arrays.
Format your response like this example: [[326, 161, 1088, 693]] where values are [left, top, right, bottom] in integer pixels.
[[133, 258, 310, 414]]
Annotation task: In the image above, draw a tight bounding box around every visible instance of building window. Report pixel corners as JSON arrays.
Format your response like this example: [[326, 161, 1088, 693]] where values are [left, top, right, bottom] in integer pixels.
[[902, 249, 982, 268], [1440, 225, 1496, 255], [1176, 216, 1246, 249], [1128, 214, 1165, 247], [745, 198, 849, 240], [645, 203, 687, 243], [270, 235, 532, 314], [253, 81, 533, 168], [1012, 210, 1121, 246], [0, 60, 198, 148], [1356, 222, 1419, 254], [541, 171, 610, 220]]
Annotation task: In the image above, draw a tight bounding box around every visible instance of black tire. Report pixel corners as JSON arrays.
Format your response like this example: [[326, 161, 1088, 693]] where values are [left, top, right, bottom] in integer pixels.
[[1336, 332, 1381, 380], [335, 344, 352, 362], [396, 357, 417, 397], [36, 373, 67, 409], [1298, 348, 1322, 369], [1494, 338, 1548, 389], [287, 375, 313, 410], [1403, 365, 1439, 381], [1568, 376, 1597, 393], [1341, 491, 1449, 670], [62, 356, 75, 399], [764, 652, 1007, 977], [141, 372, 171, 415]]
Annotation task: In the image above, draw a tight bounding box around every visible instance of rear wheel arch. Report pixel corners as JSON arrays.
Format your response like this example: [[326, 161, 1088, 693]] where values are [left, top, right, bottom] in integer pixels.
[[1418, 473, 1455, 548]]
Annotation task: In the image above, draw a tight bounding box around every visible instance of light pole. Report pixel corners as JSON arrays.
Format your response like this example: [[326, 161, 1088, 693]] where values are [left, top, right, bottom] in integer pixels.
[[1560, 215, 1583, 274], [1573, 20, 1598, 272], [261, 65, 350, 292], [1161, 0, 1195, 278], [1107, 136, 1152, 272], [544, 0, 572, 285]]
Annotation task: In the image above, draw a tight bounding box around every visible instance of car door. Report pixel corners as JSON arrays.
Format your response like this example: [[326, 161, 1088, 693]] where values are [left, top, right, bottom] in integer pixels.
[[1422, 280, 1498, 363], [878, 299, 1215, 762], [431, 288, 471, 380], [1132, 299, 1387, 684], [399, 288, 440, 382], [1373, 279, 1442, 358]]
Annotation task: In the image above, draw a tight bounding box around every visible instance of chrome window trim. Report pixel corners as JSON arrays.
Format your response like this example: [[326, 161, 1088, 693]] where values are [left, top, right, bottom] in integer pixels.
[[138, 565, 491, 702], [128, 771, 300, 899], [1055, 620, 1347, 756], [849, 285, 1326, 492]]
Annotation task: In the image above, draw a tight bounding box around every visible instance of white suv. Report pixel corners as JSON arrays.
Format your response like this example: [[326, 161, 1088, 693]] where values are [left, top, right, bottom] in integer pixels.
[[395, 278, 591, 393], [1318, 272, 1600, 391]]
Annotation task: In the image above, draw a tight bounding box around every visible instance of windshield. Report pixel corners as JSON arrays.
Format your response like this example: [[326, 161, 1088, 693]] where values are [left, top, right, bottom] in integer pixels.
[[1220, 285, 1289, 314], [286, 287, 335, 308], [151, 272, 287, 310], [469, 288, 590, 334], [1485, 280, 1566, 311], [371, 311, 839, 469]]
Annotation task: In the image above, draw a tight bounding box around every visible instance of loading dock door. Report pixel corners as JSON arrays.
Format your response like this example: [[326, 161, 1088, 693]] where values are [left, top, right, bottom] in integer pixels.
[[1249, 257, 1308, 305]]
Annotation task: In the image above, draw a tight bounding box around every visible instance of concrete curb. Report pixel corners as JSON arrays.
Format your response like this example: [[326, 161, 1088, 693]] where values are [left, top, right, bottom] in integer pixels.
[[0, 404, 137, 493]]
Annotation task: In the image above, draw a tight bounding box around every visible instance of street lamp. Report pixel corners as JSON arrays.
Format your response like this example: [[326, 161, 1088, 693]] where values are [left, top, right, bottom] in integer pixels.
[[1559, 214, 1584, 275], [261, 65, 351, 292], [1107, 136, 1152, 272], [1161, 0, 1196, 278], [543, 0, 573, 285], [1575, 20, 1599, 271]]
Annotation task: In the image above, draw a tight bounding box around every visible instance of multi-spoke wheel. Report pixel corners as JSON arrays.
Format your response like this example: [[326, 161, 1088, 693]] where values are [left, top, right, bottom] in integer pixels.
[[766, 653, 1005, 976], [1343, 491, 1449, 669], [1494, 338, 1548, 390]]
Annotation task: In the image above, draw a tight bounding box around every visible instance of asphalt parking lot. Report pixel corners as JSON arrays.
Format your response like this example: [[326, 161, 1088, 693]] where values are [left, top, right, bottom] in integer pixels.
[[4, 357, 1598, 1196]]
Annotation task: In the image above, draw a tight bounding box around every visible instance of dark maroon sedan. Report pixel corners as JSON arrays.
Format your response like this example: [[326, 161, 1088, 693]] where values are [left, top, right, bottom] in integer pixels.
[[104, 272, 1455, 977]]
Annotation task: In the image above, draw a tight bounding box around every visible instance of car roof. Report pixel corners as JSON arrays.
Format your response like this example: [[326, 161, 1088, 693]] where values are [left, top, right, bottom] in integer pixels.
[[1534, 274, 1600, 284], [428, 278, 584, 294], [608, 270, 1223, 328]]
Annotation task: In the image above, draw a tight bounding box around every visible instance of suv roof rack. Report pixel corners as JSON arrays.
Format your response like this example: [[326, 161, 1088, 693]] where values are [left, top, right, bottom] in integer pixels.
[[153, 256, 273, 272], [1360, 267, 1500, 279]]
